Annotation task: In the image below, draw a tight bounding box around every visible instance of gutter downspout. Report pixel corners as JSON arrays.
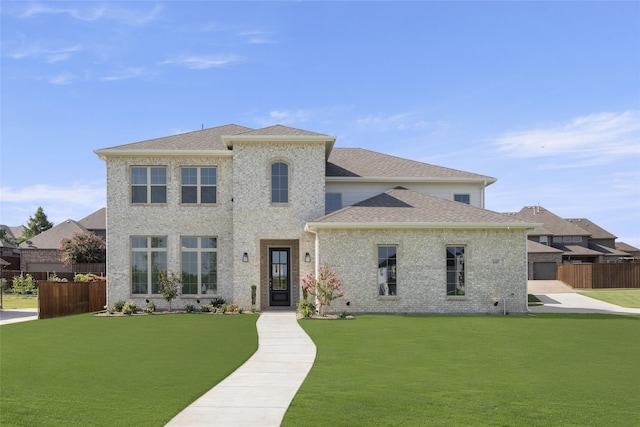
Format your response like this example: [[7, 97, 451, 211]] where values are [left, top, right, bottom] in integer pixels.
[[306, 226, 320, 312]]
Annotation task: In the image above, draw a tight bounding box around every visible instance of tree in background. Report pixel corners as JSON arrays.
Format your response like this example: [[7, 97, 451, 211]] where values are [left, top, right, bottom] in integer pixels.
[[60, 232, 106, 265], [23, 207, 53, 239]]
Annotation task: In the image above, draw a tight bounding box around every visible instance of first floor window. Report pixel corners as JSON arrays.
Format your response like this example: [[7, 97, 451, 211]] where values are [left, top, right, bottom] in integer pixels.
[[131, 236, 167, 294], [181, 237, 217, 294], [181, 167, 217, 204], [446, 245, 465, 296], [454, 194, 470, 204], [378, 245, 397, 296], [131, 167, 166, 204]]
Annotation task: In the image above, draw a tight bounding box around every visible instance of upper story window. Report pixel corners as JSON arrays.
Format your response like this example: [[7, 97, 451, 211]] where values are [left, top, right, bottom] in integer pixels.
[[553, 236, 563, 244], [325, 193, 342, 214], [131, 167, 166, 204], [271, 162, 289, 204], [539, 236, 549, 246], [454, 194, 470, 204], [181, 167, 217, 204], [572, 236, 582, 243]]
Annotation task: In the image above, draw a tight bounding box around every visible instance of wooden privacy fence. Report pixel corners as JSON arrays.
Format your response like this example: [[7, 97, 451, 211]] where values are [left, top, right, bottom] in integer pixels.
[[38, 281, 107, 319], [558, 263, 640, 289]]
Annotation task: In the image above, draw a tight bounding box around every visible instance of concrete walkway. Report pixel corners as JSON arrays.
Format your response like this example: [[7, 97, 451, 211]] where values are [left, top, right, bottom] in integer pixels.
[[0, 308, 38, 325], [166, 310, 316, 427], [528, 280, 640, 315]]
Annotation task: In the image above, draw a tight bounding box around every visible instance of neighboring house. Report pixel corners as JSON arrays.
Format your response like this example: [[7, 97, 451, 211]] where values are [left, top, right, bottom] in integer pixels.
[[19, 209, 106, 274], [95, 124, 538, 314], [509, 206, 631, 279], [0, 225, 24, 270], [615, 242, 640, 261]]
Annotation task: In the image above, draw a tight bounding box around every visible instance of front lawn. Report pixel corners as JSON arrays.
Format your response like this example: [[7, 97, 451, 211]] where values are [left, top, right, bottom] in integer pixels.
[[0, 313, 258, 426], [578, 289, 640, 308], [1, 295, 38, 309], [285, 314, 640, 426]]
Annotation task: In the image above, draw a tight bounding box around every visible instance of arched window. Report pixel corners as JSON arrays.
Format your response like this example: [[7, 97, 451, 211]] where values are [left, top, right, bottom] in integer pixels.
[[271, 162, 289, 203]]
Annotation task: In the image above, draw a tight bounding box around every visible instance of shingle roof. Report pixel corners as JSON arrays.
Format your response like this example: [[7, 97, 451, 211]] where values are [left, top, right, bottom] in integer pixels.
[[236, 124, 330, 137], [588, 242, 629, 256], [77, 208, 106, 231], [616, 242, 640, 253], [326, 148, 496, 182], [527, 240, 563, 254], [96, 124, 252, 153], [558, 245, 610, 257], [20, 220, 88, 250], [308, 187, 536, 228], [512, 206, 591, 237], [565, 218, 617, 240]]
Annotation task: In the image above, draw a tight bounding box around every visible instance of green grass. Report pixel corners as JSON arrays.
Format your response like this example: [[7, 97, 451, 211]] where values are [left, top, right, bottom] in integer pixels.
[[0, 313, 258, 426], [1, 295, 38, 309], [284, 314, 640, 426], [528, 293, 543, 306], [578, 289, 640, 308]]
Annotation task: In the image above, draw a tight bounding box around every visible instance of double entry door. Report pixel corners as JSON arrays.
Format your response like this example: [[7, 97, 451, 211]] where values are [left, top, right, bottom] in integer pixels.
[[269, 248, 290, 306]]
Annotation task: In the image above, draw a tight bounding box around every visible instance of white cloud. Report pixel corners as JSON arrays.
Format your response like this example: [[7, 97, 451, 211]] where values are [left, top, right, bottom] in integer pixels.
[[18, 2, 163, 26], [48, 72, 76, 85], [7, 42, 84, 63], [100, 67, 148, 81], [355, 112, 441, 132], [0, 184, 106, 227], [160, 54, 244, 70], [238, 30, 276, 44], [494, 111, 640, 166]]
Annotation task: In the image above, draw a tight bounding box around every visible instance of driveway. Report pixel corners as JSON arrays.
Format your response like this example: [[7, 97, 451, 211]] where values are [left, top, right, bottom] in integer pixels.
[[0, 308, 39, 325], [528, 280, 640, 315]]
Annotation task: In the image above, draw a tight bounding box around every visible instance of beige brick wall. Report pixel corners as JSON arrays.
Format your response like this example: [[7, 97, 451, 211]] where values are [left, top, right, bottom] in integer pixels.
[[315, 227, 529, 314], [105, 155, 235, 310], [231, 142, 325, 309]]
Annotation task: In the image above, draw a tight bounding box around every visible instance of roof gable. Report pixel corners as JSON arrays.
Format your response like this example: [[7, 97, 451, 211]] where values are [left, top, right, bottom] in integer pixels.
[[78, 208, 106, 231], [512, 206, 591, 237], [308, 187, 537, 229], [326, 148, 496, 183], [566, 218, 617, 240], [20, 220, 88, 249]]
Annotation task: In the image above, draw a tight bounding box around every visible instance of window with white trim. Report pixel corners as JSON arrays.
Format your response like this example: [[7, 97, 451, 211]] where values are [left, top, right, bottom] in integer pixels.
[[446, 245, 465, 296], [131, 167, 166, 204], [539, 236, 549, 245], [181, 237, 217, 295], [378, 245, 397, 296], [181, 167, 217, 204], [131, 236, 167, 294]]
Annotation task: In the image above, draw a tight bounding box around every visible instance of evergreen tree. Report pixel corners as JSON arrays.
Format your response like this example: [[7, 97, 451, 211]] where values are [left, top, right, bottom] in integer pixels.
[[23, 206, 54, 239]]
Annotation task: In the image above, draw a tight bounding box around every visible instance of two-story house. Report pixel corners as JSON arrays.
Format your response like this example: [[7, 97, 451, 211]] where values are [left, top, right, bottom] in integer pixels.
[[95, 124, 537, 314]]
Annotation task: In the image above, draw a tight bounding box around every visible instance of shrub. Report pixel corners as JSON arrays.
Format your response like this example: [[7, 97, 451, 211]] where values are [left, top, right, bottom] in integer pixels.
[[199, 304, 213, 313], [297, 299, 316, 318], [12, 274, 36, 295], [113, 301, 125, 312], [121, 301, 138, 315], [185, 304, 195, 313], [250, 305, 256, 314], [1, 278, 10, 293], [210, 297, 226, 308], [238, 307, 244, 314], [301, 264, 344, 316], [251, 285, 257, 305], [228, 303, 239, 314], [216, 304, 227, 314], [143, 301, 156, 314], [48, 273, 68, 282]]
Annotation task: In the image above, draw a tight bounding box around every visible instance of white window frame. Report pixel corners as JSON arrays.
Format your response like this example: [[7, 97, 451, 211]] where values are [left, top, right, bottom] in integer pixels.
[[180, 167, 217, 204], [454, 194, 470, 204], [377, 245, 397, 297], [131, 236, 167, 295], [130, 166, 167, 204], [446, 245, 466, 296], [271, 161, 289, 204], [181, 237, 218, 295]]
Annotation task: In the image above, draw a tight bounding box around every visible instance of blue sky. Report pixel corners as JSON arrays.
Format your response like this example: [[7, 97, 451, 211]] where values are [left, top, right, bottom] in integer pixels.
[[1, 1, 639, 247]]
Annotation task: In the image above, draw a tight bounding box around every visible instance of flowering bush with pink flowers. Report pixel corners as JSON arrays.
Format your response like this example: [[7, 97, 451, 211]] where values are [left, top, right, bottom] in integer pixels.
[[301, 264, 344, 316]]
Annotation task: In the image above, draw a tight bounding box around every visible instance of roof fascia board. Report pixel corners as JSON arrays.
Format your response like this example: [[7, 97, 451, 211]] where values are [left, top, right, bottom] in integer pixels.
[[325, 176, 498, 185], [306, 222, 542, 232], [94, 149, 233, 160], [221, 135, 336, 159]]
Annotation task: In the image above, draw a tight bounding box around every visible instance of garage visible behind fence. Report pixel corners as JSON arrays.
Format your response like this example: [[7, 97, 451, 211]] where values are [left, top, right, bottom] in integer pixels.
[[38, 281, 107, 319]]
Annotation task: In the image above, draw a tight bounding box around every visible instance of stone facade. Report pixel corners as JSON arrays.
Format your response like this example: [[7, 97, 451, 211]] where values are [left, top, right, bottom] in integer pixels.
[[316, 228, 529, 314]]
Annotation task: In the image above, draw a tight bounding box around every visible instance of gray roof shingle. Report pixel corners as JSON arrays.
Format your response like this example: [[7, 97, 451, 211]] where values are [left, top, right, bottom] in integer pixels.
[[309, 187, 536, 228], [20, 220, 88, 250], [327, 148, 496, 182], [566, 218, 617, 240], [511, 206, 591, 237]]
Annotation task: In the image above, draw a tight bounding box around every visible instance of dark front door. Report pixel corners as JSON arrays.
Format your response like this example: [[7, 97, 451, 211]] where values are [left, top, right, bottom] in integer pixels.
[[269, 248, 290, 306]]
